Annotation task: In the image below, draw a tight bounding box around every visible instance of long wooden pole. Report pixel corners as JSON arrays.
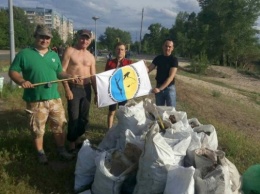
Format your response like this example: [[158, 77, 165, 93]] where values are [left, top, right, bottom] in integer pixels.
[[18, 75, 93, 88]]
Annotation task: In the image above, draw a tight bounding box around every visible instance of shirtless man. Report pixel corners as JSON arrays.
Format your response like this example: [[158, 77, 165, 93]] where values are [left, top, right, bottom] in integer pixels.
[[62, 29, 97, 153]]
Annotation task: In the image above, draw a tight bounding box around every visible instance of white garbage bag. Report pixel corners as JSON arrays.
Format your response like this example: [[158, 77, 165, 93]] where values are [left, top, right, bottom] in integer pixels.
[[74, 139, 101, 193], [164, 165, 195, 194], [134, 123, 175, 194]]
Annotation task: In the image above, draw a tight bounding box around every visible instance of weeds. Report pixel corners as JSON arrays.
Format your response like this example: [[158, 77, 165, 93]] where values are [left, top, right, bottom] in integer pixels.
[[212, 90, 221, 97]]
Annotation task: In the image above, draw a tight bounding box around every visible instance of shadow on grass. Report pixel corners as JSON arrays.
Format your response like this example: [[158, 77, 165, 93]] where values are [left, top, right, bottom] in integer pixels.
[[0, 110, 106, 194], [0, 109, 28, 131]]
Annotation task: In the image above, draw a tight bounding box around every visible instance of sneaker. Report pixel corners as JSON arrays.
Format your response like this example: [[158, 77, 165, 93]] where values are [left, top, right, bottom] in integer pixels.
[[58, 150, 74, 161], [38, 153, 48, 165]]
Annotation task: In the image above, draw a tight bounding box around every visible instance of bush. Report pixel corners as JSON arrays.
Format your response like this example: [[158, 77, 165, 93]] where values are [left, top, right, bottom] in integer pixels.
[[190, 53, 209, 74]]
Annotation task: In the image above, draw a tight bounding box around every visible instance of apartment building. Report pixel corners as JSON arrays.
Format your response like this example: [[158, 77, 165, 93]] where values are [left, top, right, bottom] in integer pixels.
[[22, 7, 73, 43]]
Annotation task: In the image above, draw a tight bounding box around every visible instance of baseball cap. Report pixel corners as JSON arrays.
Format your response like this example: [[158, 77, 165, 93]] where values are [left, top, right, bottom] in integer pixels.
[[77, 29, 92, 38], [34, 24, 53, 38]]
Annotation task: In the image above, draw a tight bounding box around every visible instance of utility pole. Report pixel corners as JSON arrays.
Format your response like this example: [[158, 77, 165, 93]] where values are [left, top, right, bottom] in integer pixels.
[[139, 8, 144, 54], [8, 0, 15, 85], [92, 16, 99, 58]]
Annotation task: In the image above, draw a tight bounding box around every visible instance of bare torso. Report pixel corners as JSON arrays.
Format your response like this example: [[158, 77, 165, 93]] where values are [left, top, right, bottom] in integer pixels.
[[63, 47, 95, 85]]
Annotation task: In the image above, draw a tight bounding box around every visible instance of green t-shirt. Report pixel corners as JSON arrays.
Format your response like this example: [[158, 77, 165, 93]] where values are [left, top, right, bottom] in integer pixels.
[[9, 47, 63, 102]]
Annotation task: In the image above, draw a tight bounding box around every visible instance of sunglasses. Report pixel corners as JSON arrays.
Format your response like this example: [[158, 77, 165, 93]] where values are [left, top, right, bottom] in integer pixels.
[[38, 35, 51, 40]]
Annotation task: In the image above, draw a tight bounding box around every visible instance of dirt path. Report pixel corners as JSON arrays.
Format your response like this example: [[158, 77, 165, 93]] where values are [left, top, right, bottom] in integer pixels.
[[176, 63, 260, 140], [177, 63, 260, 110]]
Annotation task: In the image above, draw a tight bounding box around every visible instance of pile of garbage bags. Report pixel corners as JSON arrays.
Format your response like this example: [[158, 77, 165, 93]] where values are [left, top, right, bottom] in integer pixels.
[[74, 99, 242, 194]]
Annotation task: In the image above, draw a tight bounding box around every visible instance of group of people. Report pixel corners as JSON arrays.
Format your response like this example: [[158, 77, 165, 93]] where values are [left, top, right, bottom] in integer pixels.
[[8, 24, 178, 164]]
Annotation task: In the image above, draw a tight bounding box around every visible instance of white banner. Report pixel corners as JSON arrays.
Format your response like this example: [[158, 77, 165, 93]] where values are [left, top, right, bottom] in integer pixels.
[[96, 60, 152, 107]]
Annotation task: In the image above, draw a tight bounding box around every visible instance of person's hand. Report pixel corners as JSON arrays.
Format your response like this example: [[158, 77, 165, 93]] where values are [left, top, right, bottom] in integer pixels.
[[152, 87, 161, 94], [20, 80, 34, 88], [72, 75, 82, 84], [65, 90, 73, 100]]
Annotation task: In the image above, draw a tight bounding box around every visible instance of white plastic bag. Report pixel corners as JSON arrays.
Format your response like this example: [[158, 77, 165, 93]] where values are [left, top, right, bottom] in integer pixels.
[[134, 123, 176, 194], [91, 151, 136, 194], [74, 140, 101, 193], [164, 165, 195, 194]]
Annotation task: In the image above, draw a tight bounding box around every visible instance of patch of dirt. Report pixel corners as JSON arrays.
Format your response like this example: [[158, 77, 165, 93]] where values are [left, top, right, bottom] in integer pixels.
[[205, 65, 260, 93], [176, 63, 260, 141]]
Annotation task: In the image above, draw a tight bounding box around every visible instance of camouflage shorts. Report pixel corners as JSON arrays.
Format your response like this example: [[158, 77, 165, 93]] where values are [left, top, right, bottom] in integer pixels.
[[26, 98, 67, 137]]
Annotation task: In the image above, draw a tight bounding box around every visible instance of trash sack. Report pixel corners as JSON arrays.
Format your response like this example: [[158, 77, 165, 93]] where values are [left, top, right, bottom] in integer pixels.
[[121, 170, 138, 194], [134, 122, 175, 194], [125, 129, 145, 152], [78, 190, 92, 194], [99, 101, 150, 151], [188, 118, 202, 128], [164, 165, 195, 194], [242, 164, 260, 194], [98, 125, 120, 150], [91, 150, 136, 194], [194, 148, 242, 194], [194, 165, 227, 194], [184, 132, 201, 167], [193, 124, 218, 150], [74, 139, 101, 193], [163, 131, 192, 166], [116, 101, 152, 150]]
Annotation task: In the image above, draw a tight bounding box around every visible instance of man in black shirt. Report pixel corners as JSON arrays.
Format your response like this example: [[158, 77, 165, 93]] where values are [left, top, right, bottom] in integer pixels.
[[147, 39, 178, 107]]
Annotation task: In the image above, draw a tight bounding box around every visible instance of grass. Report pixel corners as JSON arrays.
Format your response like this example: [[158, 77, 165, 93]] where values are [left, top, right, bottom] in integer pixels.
[[0, 59, 10, 72], [0, 58, 260, 193], [212, 90, 221, 97]]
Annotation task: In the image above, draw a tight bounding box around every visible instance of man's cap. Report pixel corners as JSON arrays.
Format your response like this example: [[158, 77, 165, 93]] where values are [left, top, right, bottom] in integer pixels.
[[77, 29, 92, 38], [34, 24, 53, 38]]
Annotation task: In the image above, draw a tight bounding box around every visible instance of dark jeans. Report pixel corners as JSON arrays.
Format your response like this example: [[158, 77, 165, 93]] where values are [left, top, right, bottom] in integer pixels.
[[67, 83, 91, 142]]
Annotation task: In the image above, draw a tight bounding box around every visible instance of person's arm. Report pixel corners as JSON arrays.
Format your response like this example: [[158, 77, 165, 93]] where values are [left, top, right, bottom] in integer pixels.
[[147, 63, 156, 73], [9, 70, 34, 88], [153, 67, 177, 93], [60, 47, 74, 100]]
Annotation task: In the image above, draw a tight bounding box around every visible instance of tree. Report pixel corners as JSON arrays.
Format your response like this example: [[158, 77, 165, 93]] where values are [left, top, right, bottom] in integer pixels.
[[142, 23, 170, 54], [197, 0, 260, 66], [99, 27, 132, 52], [0, 9, 9, 48], [51, 29, 63, 47], [0, 7, 35, 49], [13, 6, 35, 48]]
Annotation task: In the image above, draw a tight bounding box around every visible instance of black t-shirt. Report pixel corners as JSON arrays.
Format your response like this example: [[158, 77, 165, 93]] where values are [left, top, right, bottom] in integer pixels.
[[152, 55, 178, 85]]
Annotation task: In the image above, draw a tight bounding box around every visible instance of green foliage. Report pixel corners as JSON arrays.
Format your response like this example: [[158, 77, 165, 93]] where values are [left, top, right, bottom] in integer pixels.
[[190, 52, 209, 74], [212, 90, 221, 97], [0, 10, 9, 48], [65, 34, 73, 46], [98, 27, 132, 52], [196, 0, 260, 66], [142, 23, 170, 54], [51, 29, 63, 47]]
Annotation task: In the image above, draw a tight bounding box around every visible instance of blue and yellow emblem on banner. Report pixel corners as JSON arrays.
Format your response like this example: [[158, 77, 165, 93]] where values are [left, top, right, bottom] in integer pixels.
[[109, 66, 140, 102]]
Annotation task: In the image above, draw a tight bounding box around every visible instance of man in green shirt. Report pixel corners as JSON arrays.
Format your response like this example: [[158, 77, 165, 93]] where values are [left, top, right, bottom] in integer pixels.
[[9, 24, 79, 164]]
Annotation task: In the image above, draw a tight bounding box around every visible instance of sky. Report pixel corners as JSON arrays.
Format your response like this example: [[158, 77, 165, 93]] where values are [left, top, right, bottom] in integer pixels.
[[0, 0, 201, 41]]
